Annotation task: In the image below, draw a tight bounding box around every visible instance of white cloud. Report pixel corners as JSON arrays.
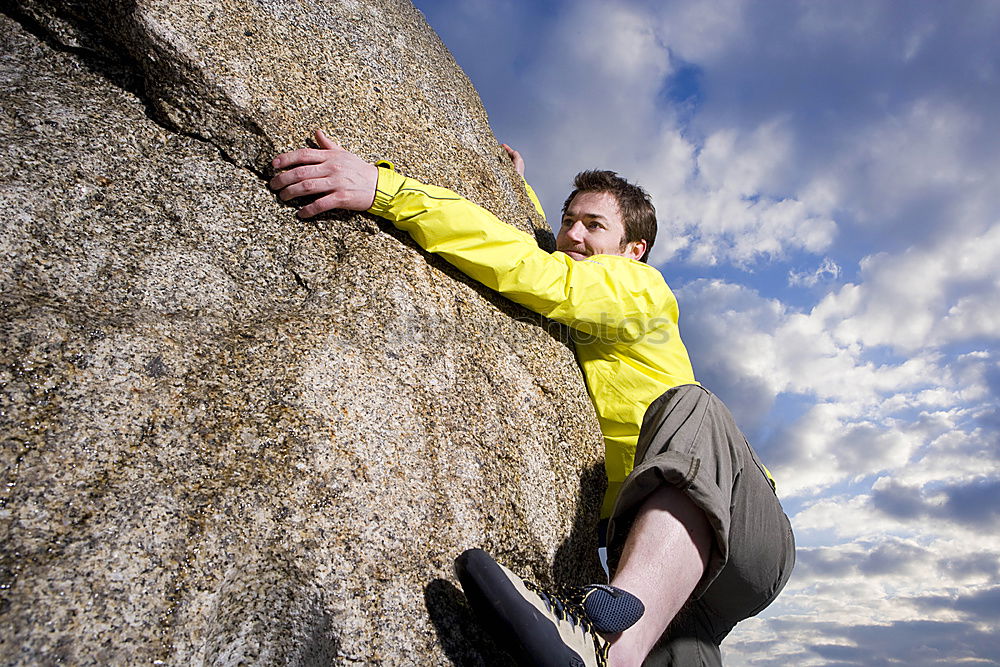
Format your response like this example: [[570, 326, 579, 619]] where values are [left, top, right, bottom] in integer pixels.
[[651, 114, 841, 264], [697, 123, 792, 195], [816, 224, 1000, 352], [940, 291, 1000, 342], [651, 0, 749, 64], [678, 279, 938, 407], [789, 257, 841, 287]]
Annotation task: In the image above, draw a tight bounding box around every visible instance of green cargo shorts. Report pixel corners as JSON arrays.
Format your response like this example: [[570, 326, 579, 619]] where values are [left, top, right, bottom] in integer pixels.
[[606, 384, 796, 666]]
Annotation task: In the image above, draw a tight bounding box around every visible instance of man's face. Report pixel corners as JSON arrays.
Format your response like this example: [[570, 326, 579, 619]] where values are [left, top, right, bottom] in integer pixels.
[[556, 191, 645, 261]]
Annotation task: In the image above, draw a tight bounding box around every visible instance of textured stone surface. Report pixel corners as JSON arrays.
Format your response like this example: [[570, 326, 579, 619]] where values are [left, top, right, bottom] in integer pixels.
[[0, 3, 605, 664]]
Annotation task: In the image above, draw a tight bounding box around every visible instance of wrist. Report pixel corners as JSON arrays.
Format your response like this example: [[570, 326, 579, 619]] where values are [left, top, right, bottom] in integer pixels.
[[368, 162, 406, 214]]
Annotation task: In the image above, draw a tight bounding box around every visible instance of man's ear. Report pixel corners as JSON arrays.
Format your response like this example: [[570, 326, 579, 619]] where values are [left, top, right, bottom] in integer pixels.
[[624, 239, 647, 261]]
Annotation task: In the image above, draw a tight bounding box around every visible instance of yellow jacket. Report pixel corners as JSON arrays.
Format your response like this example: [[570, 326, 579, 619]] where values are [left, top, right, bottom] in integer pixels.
[[369, 166, 697, 517]]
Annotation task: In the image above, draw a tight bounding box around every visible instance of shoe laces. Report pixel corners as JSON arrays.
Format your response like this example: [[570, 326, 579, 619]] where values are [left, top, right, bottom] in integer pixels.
[[523, 581, 610, 666]]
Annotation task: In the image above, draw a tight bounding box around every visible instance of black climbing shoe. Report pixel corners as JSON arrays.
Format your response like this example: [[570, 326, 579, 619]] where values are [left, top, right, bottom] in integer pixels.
[[454, 548, 644, 666]]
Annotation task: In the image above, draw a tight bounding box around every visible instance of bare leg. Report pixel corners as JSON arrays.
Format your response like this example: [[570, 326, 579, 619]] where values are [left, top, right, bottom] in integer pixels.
[[606, 485, 713, 666]]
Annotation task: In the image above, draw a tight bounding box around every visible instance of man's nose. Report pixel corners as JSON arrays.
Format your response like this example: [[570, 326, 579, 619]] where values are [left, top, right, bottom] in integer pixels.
[[565, 220, 586, 241]]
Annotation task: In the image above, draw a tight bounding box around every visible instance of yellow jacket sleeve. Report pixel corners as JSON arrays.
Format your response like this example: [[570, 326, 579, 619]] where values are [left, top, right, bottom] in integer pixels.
[[369, 166, 673, 341], [524, 180, 545, 218]]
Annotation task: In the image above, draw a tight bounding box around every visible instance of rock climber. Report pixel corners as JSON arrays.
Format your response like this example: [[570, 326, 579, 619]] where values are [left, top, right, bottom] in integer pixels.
[[269, 130, 795, 666]]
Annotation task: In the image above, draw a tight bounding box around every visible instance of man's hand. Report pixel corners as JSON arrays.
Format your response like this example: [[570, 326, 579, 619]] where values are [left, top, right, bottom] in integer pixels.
[[502, 143, 525, 177], [270, 130, 379, 218]]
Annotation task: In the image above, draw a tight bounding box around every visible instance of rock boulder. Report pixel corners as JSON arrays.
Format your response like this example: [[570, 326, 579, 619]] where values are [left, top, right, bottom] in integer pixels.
[[0, 1, 605, 663]]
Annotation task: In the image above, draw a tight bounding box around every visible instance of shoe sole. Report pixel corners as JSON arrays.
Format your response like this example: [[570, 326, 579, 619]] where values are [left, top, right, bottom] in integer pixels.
[[455, 549, 589, 667]]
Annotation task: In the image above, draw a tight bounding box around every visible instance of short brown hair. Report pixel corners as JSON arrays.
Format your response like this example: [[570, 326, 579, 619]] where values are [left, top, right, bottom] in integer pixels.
[[561, 170, 657, 262]]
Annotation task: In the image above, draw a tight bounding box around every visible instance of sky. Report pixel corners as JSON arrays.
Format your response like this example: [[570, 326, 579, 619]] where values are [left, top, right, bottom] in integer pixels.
[[411, 1, 1000, 665]]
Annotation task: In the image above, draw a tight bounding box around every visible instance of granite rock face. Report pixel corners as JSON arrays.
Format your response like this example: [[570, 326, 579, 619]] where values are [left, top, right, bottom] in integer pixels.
[[0, 2, 605, 664]]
